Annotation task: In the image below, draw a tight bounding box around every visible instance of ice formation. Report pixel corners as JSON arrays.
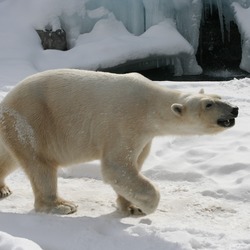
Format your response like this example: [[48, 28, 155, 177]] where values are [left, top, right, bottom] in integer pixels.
[[30, 0, 203, 76], [232, 2, 250, 73], [31, 0, 250, 74]]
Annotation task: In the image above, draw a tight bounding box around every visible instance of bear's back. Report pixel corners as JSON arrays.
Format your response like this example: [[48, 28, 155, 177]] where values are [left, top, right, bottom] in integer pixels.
[[2, 69, 157, 111]]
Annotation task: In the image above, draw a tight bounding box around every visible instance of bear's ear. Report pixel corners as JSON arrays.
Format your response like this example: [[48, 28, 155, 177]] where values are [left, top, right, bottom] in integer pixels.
[[171, 103, 184, 117], [199, 88, 204, 94]]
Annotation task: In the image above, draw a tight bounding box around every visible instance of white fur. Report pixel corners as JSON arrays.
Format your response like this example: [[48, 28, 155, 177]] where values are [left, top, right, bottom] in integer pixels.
[[0, 69, 235, 215]]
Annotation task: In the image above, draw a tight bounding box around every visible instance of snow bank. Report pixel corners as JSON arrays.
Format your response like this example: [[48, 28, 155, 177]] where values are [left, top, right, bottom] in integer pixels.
[[0, 231, 42, 250]]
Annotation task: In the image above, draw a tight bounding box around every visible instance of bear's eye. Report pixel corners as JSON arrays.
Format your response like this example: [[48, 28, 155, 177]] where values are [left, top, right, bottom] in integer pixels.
[[206, 103, 213, 109]]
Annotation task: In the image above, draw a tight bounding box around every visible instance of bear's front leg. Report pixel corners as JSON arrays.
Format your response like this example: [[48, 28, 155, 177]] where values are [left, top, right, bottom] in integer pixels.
[[102, 156, 160, 215]]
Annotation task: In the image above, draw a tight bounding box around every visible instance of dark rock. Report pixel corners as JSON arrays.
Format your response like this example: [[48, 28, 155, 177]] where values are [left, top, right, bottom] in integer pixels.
[[36, 29, 67, 51]]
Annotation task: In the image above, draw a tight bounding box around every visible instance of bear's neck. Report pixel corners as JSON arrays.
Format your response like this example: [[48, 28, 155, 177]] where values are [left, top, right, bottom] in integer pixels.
[[146, 86, 184, 136]]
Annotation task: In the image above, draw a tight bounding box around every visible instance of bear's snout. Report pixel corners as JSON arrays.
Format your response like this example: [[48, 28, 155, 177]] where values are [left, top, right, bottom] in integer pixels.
[[231, 107, 239, 117], [217, 105, 239, 128], [216, 104, 239, 128]]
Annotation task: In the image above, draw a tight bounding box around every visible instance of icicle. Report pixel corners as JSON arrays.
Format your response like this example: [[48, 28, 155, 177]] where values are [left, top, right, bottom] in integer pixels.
[[166, 58, 169, 65], [216, 0, 224, 43], [227, 20, 230, 42], [209, 0, 213, 16], [174, 57, 183, 76]]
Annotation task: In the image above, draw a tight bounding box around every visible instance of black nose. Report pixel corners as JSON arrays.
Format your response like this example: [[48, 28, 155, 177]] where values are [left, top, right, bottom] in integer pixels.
[[231, 107, 239, 117]]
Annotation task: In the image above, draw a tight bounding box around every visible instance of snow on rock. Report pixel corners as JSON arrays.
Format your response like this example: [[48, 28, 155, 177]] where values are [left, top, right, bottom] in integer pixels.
[[0, 0, 204, 77], [0, 0, 40, 86], [232, 2, 250, 73], [2, 0, 250, 76], [36, 18, 196, 76], [0, 231, 43, 250]]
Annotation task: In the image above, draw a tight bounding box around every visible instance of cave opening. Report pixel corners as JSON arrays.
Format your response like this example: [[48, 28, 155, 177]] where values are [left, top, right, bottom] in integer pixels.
[[197, 2, 244, 76]]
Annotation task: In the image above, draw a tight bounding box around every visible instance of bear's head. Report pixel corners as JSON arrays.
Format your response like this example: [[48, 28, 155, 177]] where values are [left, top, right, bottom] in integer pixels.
[[170, 89, 239, 135]]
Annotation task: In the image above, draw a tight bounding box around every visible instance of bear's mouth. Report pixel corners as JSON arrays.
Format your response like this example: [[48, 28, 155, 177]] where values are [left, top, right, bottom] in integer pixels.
[[217, 118, 235, 128]]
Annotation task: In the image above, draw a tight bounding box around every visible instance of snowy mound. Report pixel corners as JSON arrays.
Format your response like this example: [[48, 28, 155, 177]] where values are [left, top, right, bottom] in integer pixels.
[[0, 231, 42, 250]]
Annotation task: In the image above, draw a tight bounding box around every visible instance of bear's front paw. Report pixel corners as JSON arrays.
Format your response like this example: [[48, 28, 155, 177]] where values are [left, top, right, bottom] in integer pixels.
[[0, 185, 12, 198], [116, 195, 145, 216], [128, 205, 146, 216], [118, 204, 146, 217]]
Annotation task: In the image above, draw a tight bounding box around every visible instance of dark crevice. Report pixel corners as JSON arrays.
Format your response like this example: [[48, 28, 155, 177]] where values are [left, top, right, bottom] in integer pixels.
[[197, 3, 242, 74], [140, 2, 250, 81]]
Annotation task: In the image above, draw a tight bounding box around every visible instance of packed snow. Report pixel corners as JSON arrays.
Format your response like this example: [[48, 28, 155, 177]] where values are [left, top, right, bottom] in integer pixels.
[[0, 78, 249, 250], [0, 0, 250, 249]]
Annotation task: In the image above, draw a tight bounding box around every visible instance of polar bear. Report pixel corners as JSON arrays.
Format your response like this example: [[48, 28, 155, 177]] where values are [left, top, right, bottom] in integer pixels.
[[0, 69, 238, 215]]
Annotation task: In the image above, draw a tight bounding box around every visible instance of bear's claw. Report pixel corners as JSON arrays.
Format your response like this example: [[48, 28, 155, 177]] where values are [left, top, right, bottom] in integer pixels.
[[0, 185, 12, 198]]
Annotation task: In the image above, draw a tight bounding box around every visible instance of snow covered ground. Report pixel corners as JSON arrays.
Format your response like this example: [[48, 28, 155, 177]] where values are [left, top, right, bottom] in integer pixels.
[[0, 78, 249, 250], [0, 0, 250, 249]]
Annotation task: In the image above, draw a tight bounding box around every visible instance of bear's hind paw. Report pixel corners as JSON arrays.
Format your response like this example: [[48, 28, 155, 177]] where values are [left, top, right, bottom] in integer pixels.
[[0, 185, 12, 198], [50, 202, 78, 215], [36, 199, 78, 215]]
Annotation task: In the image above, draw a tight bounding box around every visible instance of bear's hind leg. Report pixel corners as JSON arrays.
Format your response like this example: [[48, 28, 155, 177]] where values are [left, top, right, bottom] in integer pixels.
[[0, 148, 18, 198], [20, 158, 77, 214]]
